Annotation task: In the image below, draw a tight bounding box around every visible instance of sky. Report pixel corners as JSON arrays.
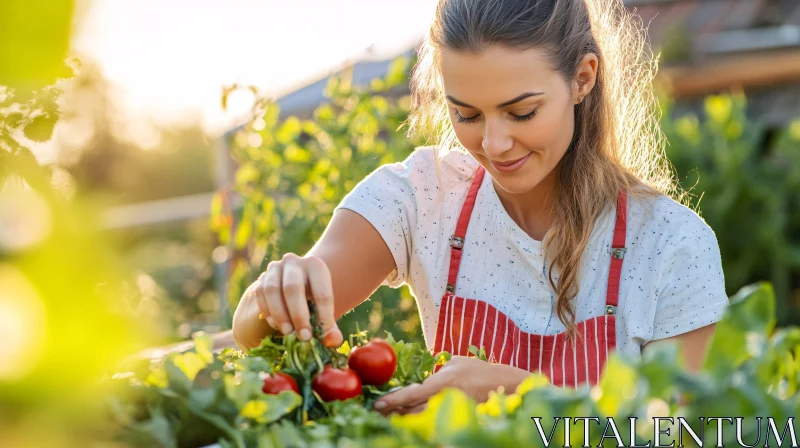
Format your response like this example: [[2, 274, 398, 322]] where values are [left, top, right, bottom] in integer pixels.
[[70, 0, 437, 135]]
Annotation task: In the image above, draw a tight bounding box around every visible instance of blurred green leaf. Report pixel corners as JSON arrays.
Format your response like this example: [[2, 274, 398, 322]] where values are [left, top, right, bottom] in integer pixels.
[[705, 283, 775, 375], [122, 408, 178, 448], [385, 57, 411, 89], [0, 0, 74, 90], [21, 113, 58, 142], [260, 391, 303, 424], [596, 357, 640, 416], [277, 117, 302, 145]]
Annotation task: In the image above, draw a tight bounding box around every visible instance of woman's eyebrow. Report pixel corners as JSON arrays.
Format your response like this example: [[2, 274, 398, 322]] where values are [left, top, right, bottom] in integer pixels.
[[445, 92, 544, 109]]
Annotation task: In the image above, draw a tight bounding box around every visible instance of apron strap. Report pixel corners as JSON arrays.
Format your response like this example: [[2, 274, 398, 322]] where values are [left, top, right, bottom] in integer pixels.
[[446, 166, 486, 293], [605, 190, 628, 313], [445, 169, 628, 312]]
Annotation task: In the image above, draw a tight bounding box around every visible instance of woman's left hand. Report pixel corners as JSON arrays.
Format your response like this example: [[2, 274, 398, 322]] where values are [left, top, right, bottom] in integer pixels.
[[373, 356, 528, 415]]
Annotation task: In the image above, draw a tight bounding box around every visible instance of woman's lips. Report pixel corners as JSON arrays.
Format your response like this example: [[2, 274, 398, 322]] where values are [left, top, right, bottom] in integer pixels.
[[490, 153, 532, 173]]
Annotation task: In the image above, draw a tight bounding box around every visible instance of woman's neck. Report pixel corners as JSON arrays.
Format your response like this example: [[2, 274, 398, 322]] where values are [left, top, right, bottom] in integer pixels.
[[492, 167, 559, 242]]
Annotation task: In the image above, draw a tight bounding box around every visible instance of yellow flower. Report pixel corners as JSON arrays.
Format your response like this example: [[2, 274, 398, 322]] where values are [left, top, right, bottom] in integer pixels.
[[336, 340, 351, 356], [505, 394, 522, 413], [705, 95, 732, 124], [477, 394, 502, 417], [391, 389, 475, 441], [515, 373, 550, 396], [240, 400, 269, 423], [596, 357, 639, 416], [789, 120, 800, 142], [145, 368, 168, 389], [477, 391, 524, 417]]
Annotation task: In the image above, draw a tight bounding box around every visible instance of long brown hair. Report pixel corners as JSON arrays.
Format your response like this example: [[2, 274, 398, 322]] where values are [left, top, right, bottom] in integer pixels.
[[406, 0, 679, 338]]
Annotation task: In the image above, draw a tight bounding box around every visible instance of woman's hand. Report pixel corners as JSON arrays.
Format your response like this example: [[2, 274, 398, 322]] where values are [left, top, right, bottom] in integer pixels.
[[231, 209, 398, 352], [373, 356, 532, 415], [232, 253, 343, 350]]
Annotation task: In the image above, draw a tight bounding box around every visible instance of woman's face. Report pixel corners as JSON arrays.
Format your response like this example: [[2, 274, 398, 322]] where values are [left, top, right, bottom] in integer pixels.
[[439, 45, 595, 195]]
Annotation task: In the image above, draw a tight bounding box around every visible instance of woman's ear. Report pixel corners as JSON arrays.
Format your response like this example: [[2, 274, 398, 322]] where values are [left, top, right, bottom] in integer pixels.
[[572, 53, 599, 105]]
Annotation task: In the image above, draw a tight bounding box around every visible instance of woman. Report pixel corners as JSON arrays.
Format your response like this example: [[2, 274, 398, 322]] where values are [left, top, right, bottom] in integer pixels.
[[232, 0, 729, 415]]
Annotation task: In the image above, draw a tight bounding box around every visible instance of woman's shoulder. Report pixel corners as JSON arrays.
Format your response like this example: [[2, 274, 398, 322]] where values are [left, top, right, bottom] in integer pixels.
[[339, 146, 479, 216], [368, 146, 479, 192], [627, 191, 720, 254]]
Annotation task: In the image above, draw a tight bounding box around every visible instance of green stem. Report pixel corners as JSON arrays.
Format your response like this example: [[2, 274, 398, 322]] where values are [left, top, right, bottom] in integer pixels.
[[310, 340, 325, 371], [290, 342, 304, 375]]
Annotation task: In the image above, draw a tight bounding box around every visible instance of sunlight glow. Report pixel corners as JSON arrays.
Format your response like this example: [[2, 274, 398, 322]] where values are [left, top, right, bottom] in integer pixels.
[[70, 0, 435, 134], [0, 265, 47, 381]]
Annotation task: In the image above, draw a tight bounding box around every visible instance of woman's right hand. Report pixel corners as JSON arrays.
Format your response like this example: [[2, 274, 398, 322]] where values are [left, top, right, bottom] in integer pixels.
[[231, 209, 398, 352], [232, 253, 344, 350]]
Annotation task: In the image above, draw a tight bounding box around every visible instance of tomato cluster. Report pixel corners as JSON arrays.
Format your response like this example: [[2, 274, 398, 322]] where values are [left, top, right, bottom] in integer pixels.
[[261, 337, 397, 402]]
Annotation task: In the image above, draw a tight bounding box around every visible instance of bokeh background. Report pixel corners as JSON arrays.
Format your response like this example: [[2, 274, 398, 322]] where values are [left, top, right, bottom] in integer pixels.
[[1, 0, 799, 445]]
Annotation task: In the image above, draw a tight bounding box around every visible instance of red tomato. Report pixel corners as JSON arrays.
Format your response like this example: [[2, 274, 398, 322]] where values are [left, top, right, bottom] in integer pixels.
[[311, 366, 362, 401], [347, 338, 397, 386], [262, 372, 299, 395]]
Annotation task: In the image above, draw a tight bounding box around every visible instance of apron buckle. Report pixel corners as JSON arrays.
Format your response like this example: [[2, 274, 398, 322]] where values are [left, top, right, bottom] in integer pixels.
[[450, 236, 465, 250], [611, 247, 626, 259], [605, 304, 616, 315], [446, 284, 455, 293]]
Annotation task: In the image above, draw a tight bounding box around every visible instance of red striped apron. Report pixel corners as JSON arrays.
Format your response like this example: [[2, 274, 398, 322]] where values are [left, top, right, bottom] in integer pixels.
[[432, 166, 628, 388]]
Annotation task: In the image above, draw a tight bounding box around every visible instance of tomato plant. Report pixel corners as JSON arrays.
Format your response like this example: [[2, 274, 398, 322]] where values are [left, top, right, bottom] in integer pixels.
[[105, 283, 800, 448]]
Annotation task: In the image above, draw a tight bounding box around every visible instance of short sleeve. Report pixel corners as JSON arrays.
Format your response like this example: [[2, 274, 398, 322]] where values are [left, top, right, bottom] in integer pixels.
[[650, 217, 730, 341], [333, 148, 432, 288]]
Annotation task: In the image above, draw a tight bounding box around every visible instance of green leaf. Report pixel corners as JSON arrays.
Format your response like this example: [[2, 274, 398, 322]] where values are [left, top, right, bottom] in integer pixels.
[[384, 57, 410, 89], [193, 331, 215, 364], [468, 345, 488, 361], [121, 407, 178, 448], [705, 282, 775, 375], [0, 0, 74, 90], [163, 356, 193, 395], [239, 391, 302, 425], [248, 337, 286, 366], [637, 341, 681, 398], [388, 336, 436, 386], [189, 401, 245, 448], [262, 390, 303, 423], [172, 351, 211, 382], [277, 117, 302, 145], [224, 369, 265, 408], [259, 420, 310, 448], [22, 112, 58, 142]]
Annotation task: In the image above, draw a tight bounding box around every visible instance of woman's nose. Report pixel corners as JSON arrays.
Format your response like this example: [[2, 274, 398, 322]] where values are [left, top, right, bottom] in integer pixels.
[[481, 120, 513, 158]]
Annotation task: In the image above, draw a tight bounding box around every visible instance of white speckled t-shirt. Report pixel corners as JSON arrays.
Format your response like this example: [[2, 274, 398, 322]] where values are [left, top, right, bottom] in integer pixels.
[[335, 147, 729, 359]]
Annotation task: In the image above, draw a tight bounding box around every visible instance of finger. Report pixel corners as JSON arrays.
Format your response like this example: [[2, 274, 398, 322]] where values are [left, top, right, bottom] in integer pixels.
[[233, 283, 271, 349], [264, 261, 293, 335], [252, 271, 277, 330], [374, 379, 442, 415], [281, 255, 312, 341], [304, 256, 342, 347], [395, 402, 428, 415]]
